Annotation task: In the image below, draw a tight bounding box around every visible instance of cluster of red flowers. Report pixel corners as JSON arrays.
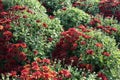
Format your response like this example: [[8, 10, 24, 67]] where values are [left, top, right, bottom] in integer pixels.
[[52, 28, 81, 60], [97, 25, 117, 34], [52, 26, 111, 78], [90, 18, 118, 34], [99, 0, 120, 21], [0, 3, 71, 79], [0, 10, 27, 73], [52, 27, 93, 67], [72, 0, 92, 9], [98, 72, 108, 80], [10, 58, 71, 80], [89, 18, 101, 27]]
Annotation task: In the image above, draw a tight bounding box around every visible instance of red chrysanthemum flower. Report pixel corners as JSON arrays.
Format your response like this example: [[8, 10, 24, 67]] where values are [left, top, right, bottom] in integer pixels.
[[102, 52, 110, 57], [86, 49, 94, 55], [95, 43, 103, 48]]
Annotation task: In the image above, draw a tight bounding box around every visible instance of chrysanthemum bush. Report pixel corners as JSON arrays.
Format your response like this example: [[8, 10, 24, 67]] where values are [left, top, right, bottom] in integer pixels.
[[1, 58, 72, 80], [99, 0, 120, 21], [89, 15, 120, 48], [52, 26, 120, 79], [2, 0, 46, 13], [1, 57, 102, 80], [55, 7, 91, 30], [3, 5, 63, 58], [0, 23, 26, 74], [1, 0, 120, 80], [1, 58, 103, 80], [0, 5, 98, 79], [72, 0, 100, 15], [40, 0, 72, 15]]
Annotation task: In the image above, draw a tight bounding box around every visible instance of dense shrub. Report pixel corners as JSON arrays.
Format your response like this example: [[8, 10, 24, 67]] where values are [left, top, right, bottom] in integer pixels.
[[72, 0, 100, 15], [55, 7, 91, 30], [1, 58, 100, 80], [89, 15, 120, 48], [99, 0, 120, 21], [0, 13, 27, 74], [40, 0, 72, 15], [2, 0, 46, 13], [52, 27, 120, 79], [3, 6, 63, 58], [1, 0, 120, 80]]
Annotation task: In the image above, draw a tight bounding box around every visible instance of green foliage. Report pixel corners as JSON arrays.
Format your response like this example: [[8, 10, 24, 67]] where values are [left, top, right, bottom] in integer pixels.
[[1, 0, 120, 79], [52, 27, 120, 79], [72, 0, 100, 15], [67, 66, 98, 80], [2, 0, 46, 13], [40, 0, 72, 15], [55, 7, 91, 30], [76, 29, 120, 80], [48, 59, 98, 80], [96, 15, 119, 27], [92, 15, 120, 48], [7, 8, 63, 58]]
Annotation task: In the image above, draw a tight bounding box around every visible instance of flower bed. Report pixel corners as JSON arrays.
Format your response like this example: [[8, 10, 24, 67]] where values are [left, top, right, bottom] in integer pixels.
[[0, 0, 120, 80]]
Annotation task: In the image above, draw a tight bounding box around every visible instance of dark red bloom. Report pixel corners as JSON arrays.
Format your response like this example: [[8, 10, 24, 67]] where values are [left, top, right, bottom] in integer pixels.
[[102, 52, 110, 57], [32, 65, 40, 71], [20, 43, 27, 48], [42, 58, 50, 64], [3, 31, 13, 40], [62, 7, 67, 11], [18, 52, 27, 61], [97, 26, 104, 29], [48, 38, 53, 42], [71, 43, 78, 50], [78, 25, 86, 30], [36, 20, 41, 23], [42, 66, 50, 72], [86, 49, 94, 55], [0, 11, 8, 16], [79, 64, 93, 71], [68, 56, 79, 65], [31, 71, 42, 79], [11, 5, 26, 11], [49, 15, 55, 19], [4, 24, 11, 30], [42, 23, 48, 28], [111, 27, 117, 32], [23, 15, 27, 18], [26, 9, 34, 14], [95, 43, 103, 48], [59, 69, 71, 78], [80, 41, 86, 45], [9, 71, 17, 77], [82, 34, 91, 39], [97, 72, 108, 80], [33, 50, 38, 55]]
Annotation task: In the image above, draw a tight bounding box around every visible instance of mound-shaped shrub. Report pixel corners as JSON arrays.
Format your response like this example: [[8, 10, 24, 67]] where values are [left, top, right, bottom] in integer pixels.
[[52, 26, 120, 79], [40, 0, 72, 15], [0, 23, 26, 73], [2, 0, 46, 13], [55, 7, 91, 30], [1, 58, 100, 80], [72, 0, 100, 15], [3, 6, 63, 58], [89, 15, 120, 48], [99, 0, 120, 21]]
